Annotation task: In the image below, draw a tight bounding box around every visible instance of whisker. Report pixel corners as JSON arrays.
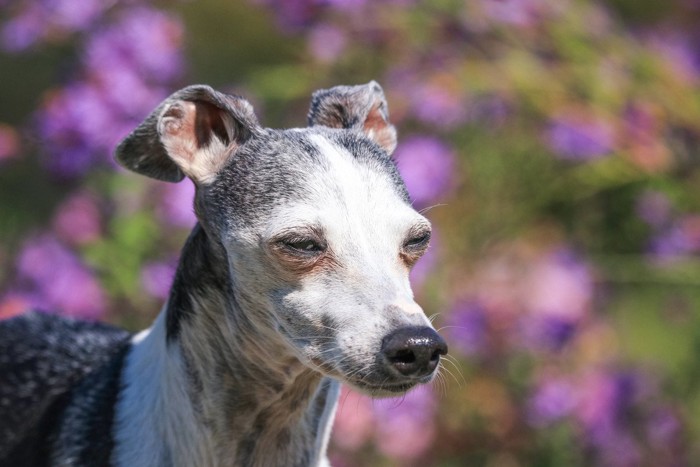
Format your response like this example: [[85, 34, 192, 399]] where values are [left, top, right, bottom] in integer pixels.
[[436, 324, 471, 332], [441, 355, 466, 385], [418, 203, 447, 215], [427, 312, 443, 324]]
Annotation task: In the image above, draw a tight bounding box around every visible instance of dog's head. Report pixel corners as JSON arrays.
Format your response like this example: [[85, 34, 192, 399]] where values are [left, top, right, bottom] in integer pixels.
[[116, 82, 447, 396]]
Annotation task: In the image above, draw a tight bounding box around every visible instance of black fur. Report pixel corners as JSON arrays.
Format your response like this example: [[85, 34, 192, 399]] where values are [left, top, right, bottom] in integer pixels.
[[0, 312, 131, 466], [165, 223, 230, 341]]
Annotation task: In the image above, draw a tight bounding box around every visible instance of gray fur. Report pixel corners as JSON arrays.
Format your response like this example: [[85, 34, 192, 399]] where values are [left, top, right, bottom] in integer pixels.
[[308, 81, 398, 154]]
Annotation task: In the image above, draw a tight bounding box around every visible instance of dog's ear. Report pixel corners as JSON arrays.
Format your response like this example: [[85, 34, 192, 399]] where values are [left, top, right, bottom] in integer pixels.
[[307, 81, 397, 155], [115, 85, 260, 184]]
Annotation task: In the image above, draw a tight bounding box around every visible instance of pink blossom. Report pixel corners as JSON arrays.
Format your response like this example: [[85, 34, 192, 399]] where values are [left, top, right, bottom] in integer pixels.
[[156, 180, 197, 228], [446, 301, 487, 356], [527, 376, 578, 426], [0, 292, 37, 320], [409, 82, 468, 128], [395, 136, 457, 208], [308, 24, 347, 63], [483, 0, 545, 28], [373, 385, 437, 461], [141, 260, 177, 300], [331, 388, 375, 450], [547, 111, 615, 160], [52, 192, 102, 245], [524, 249, 592, 321], [0, 124, 19, 161], [1, 3, 45, 51]]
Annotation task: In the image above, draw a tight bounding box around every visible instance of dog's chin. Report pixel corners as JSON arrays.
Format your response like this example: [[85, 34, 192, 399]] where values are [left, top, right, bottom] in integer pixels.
[[343, 376, 431, 398]]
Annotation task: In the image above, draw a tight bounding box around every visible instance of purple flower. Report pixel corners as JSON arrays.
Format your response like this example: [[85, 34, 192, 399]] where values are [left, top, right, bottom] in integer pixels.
[[576, 371, 644, 444], [34, 6, 183, 178], [649, 216, 700, 260], [483, 0, 544, 28], [1, 3, 45, 51], [647, 32, 700, 82], [395, 136, 457, 208], [156, 180, 197, 228], [527, 377, 577, 427], [646, 409, 682, 446], [445, 301, 487, 356], [520, 315, 578, 351], [141, 260, 176, 300], [546, 112, 615, 161], [1, 0, 112, 51], [47, 0, 112, 32], [85, 7, 184, 83], [307, 24, 347, 63], [409, 82, 468, 128], [515, 249, 593, 350], [52, 192, 102, 245], [251, 0, 320, 30], [525, 248, 593, 321], [16, 234, 106, 319], [36, 82, 116, 176]]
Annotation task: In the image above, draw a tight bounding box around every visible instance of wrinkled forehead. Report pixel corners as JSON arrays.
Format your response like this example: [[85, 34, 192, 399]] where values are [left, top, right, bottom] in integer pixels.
[[208, 128, 412, 228]]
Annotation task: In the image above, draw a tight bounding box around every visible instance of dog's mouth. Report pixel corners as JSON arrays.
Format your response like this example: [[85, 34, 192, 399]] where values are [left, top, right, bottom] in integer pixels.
[[350, 379, 417, 394], [305, 348, 439, 396], [342, 372, 436, 396]]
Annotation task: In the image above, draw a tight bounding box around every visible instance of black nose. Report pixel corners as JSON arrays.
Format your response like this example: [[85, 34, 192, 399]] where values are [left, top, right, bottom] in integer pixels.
[[381, 327, 448, 377]]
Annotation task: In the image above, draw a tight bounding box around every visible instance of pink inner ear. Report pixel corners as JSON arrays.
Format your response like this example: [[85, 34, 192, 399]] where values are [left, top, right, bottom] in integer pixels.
[[161, 102, 197, 141], [364, 102, 397, 154], [159, 101, 199, 165], [364, 102, 387, 133]]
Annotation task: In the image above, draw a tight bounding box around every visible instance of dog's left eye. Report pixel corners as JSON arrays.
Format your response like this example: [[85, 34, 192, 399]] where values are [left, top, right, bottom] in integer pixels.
[[283, 238, 325, 253], [403, 231, 431, 250]]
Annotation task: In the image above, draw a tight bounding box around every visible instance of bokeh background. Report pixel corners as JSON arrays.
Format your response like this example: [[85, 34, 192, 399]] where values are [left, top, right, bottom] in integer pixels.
[[2, 0, 700, 465]]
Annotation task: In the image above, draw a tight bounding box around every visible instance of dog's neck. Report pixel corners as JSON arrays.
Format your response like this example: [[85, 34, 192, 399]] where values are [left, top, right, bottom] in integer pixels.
[[113, 224, 339, 467]]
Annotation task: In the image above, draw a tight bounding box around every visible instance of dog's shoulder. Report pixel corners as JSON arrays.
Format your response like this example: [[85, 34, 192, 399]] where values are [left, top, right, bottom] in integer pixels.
[[0, 311, 132, 464]]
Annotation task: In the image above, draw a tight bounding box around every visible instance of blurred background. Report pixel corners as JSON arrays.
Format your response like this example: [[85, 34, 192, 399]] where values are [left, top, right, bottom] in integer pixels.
[[1, 0, 700, 465]]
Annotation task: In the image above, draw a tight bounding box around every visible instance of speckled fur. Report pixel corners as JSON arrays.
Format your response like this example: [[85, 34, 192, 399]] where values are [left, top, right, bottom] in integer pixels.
[[0, 312, 131, 466]]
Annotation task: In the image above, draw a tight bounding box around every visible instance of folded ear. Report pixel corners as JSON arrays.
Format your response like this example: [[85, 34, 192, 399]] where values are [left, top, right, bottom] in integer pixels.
[[115, 85, 260, 184], [307, 81, 397, 155]]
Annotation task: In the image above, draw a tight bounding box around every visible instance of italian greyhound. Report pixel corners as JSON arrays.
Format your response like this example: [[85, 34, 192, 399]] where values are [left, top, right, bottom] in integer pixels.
[[0, 82, 448, 466]]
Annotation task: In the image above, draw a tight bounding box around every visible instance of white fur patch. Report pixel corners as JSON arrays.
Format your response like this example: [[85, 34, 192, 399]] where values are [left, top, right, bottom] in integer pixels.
[[270, 135, 433, 358], [112, 310, 217, 467]]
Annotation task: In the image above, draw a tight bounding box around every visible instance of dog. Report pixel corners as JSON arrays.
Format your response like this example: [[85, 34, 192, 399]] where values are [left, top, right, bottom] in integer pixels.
[[0, 82, 448, 467]]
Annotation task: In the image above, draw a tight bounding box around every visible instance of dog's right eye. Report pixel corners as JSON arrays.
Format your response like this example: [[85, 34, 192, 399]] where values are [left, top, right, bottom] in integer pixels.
[[282, 238, 325, 253]]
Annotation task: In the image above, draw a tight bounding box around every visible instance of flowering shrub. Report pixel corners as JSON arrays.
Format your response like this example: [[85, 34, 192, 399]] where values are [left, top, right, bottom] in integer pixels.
[[2, 0, 700, 464]]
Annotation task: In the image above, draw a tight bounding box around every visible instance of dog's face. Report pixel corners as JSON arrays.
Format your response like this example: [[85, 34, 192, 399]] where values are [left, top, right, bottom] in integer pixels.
[[116, 83, 447, 395]]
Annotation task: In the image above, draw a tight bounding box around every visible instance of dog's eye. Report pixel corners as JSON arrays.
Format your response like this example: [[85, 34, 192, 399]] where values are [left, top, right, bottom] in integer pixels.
[[404, 231, 431, 250], [283, 238, 324, 253]]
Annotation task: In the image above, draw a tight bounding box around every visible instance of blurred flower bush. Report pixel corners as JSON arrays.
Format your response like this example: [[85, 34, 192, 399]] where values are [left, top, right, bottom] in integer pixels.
[[2, 0, 700, 465]]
